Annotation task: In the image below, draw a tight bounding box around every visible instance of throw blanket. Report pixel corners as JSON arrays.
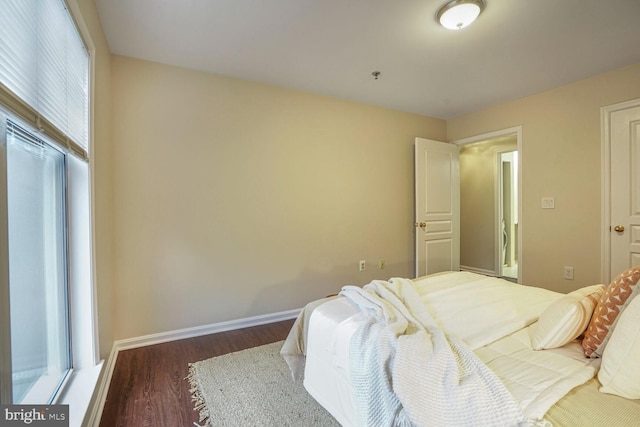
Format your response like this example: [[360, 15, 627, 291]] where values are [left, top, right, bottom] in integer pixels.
[[340, 278, 532, 427]]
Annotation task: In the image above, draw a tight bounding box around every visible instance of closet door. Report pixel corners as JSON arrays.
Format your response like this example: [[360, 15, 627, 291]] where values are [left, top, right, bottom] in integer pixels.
[[608, 102, 640, 280]]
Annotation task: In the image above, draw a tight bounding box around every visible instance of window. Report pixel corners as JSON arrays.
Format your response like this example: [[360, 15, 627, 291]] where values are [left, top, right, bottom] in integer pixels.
[[0, 0, 95, 407], [5, 121, 70, 404]]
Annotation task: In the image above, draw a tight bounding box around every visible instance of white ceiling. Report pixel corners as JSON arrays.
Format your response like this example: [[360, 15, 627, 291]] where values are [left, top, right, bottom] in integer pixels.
[[95, 0, 640, 119]]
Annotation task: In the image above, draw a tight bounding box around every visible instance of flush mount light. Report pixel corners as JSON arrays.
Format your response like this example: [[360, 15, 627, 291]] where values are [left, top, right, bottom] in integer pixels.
[[437, 0, 485, 30]]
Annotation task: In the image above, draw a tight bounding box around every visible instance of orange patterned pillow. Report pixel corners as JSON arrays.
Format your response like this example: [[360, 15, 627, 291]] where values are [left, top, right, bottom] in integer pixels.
[[582, 266, 640, 358]]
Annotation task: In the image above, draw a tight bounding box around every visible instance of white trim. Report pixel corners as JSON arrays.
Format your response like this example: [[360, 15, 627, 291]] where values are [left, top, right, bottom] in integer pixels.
[[453, 126, 522, 147], [459, 265, 496, 276], [63, 0, 100, 367], [493, 147, 518, 278], [67, 156, 96, 370], [114, 308, 300, 351], [0, 112, 11, 404], [85, 308, 301, 426], [601, 98, 640, 283], [453, 126, 523, 283], [83, 351, 115, 427], [56, 362, 102, 427]]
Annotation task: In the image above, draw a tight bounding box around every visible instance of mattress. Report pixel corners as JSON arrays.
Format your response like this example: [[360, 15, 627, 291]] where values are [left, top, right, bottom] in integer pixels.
[[301, 272, 638, 426]]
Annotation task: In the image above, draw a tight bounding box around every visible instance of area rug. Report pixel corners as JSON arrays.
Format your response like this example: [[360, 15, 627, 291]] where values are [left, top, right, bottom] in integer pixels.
[[187, 340, 341, 427]]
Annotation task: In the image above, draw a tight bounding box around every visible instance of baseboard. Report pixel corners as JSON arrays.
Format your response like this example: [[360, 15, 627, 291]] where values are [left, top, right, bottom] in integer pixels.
[[459, 265, 497, 277], [84, 351, 115, 427], [85, 308, 301, 426], [114, 308, 300, 351]]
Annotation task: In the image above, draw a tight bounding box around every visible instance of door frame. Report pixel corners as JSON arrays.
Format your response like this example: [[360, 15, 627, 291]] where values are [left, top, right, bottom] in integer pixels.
[[601, 98, 640, 283], [454, 126, 523, 283], [496, 147, 518, 277]]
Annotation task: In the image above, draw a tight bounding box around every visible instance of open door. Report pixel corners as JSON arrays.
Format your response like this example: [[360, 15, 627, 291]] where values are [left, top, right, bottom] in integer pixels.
[[415, 138, 460, 277]]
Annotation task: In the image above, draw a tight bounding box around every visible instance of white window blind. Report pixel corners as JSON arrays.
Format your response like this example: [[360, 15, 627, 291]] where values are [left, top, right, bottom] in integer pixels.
[[0, 0, 89, 158]]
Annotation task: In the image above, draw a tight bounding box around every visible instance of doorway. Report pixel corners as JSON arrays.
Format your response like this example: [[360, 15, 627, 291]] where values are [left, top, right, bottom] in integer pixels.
[[456, 127, 522, 282]]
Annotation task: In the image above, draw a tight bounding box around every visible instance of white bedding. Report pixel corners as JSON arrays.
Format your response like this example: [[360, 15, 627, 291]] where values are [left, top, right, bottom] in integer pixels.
[[476, 327, 599, 419], [302, 272, 600, 426], [412, 272, 564, 349]]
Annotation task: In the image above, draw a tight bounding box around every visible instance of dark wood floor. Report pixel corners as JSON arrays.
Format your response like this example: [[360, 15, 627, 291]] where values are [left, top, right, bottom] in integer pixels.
[[99, 319, 296, 427]]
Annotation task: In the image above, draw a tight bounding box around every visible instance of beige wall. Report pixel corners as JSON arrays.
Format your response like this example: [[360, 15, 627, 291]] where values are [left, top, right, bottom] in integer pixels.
[[110, 55, 446, 340], [459, 137, 517, 273], [448, 62, 640, 293], [70, 3, 640, 342], [75, 0, 113, 359]]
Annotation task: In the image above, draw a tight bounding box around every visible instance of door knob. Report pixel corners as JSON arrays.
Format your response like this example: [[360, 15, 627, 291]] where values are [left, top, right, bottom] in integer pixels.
[[614, 225, 625, 232]]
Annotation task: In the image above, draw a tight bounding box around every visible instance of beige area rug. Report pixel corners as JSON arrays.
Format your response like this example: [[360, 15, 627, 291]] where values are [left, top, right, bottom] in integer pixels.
[[187, 341, 341, 427]]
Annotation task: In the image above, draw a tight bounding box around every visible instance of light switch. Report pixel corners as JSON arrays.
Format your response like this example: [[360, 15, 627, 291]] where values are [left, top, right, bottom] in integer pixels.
[[541, 197, 555, 209]]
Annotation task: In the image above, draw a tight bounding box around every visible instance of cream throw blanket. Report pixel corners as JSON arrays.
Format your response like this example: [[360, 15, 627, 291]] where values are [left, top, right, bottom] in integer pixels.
[[340, 278, 532, 427]]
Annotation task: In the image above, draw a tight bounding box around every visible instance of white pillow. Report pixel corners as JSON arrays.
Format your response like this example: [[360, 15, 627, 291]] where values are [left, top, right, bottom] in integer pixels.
[[530, 284, 606, 350], [598, 294, 640, 399]]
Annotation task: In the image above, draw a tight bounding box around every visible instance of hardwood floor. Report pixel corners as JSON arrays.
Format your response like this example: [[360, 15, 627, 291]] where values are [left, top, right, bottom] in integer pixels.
[[99, 319, 296, 427]]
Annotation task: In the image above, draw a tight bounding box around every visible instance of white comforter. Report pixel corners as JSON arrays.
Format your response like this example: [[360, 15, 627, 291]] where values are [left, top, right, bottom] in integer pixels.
[[411, 272, 564, 349], [303, 272, 600, 426]]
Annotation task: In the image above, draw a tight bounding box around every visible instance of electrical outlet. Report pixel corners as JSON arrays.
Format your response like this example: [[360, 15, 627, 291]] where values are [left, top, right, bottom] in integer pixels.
[[563, 266, 574, 280], [359, 260, 366, 272], [542, 197, 555, 209], [379, 259, 385, 269]]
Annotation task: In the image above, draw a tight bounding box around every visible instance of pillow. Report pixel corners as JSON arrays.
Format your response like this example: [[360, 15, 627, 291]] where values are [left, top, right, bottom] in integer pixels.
[[583, 266, 640, 358], [530, 284, 605, 350], [598, 294, 640, 399]]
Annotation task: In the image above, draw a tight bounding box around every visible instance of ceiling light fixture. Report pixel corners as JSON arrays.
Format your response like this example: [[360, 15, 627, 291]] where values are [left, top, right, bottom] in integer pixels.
[[437, 0, 485, 30]]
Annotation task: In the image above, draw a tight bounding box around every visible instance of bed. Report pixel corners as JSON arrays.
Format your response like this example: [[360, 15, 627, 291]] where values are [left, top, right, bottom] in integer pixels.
[[282, 271, 640, 426]]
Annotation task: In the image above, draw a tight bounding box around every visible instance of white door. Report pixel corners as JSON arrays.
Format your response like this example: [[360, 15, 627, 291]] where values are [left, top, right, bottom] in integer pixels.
[[415, 138, 460, 277], [609, 102, 640, 280]]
